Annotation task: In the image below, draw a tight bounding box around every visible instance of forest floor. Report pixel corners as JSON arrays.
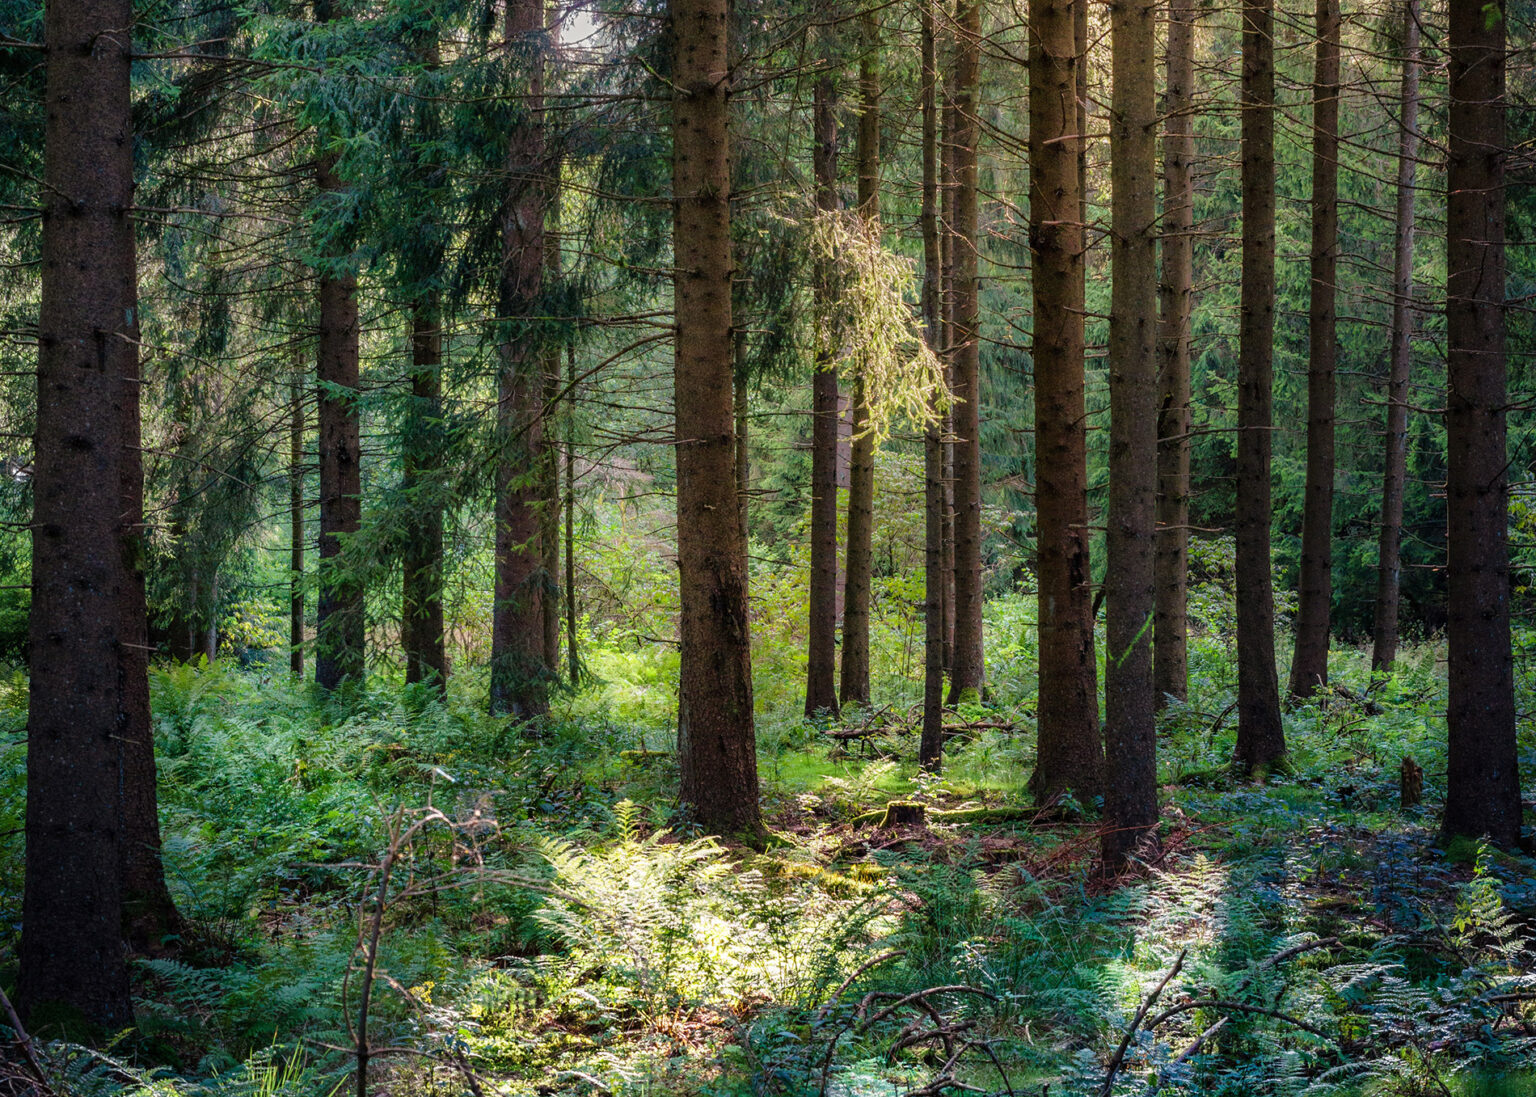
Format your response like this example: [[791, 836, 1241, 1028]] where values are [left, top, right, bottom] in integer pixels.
[[1, 642, 1535, 1097]]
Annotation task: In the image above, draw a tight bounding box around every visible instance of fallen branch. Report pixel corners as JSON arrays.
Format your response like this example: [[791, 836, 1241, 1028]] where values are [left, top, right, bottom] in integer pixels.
[[1100, 950, 1186, 1097]]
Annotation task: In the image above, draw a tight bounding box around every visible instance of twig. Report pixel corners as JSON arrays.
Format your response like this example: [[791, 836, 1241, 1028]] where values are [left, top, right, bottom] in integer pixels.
[[816, 950, 907, 1021], [1146, 999, 1333, 1040], [0, 983, 52, 1093], [1100, 950, 1186, 1097]]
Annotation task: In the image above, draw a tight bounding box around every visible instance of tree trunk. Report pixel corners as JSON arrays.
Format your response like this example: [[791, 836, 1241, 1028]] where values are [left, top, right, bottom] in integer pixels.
[[1233, 0, 1286, 774], [290, 370, 305, 677], [1154, 0, 1195, 707], [1371, 0, 1420, 675], [920, 0, 945, 771], [806, 73, 840, 719], [841, 13, 879, 709], [490, 0, 550, 718], [940, 57, 957, 674], [402, 302, 447, 691], [1102, 0, 1160, 868], [566, 342, 579, 683], [20, 0, 142, 1024], [671, 0, 761, 837], [1288, 0, 1340, 702], [946, 0, 984, 705], [542, 168, 563, 677], [1029, 0, 1103, 803], [1444, 0, 1520, 847]]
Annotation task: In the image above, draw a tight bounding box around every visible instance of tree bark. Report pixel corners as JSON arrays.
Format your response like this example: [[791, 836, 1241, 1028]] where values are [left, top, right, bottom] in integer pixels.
[[806, 73, 841, 719], [20, 0, 143, 1024], [841, 12, 879, 709], [1371, 0, 1420, 675], [1102, 0, 1160, 868], [1288, 0, 1340, 702], [290, 370, 305, 677], [946, 0, 984, 705], [1444, 0, 1520, 847], [542, 168, 563, 677], [671, 0, 761, 837], [566, 342, 579, 683], [1233, 0, 1286, 774], [940, 51, 957, 674], [1154, 0, 1195, 707], [402, 303, 447, 691], [920, 0, 945, 771], [490, 0, 550, 718], [1029, 0, 1103, 802]]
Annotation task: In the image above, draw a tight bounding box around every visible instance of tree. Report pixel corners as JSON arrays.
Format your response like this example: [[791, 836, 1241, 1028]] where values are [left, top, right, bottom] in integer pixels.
[[1288, 0, 1341, 701], [490, 0, 551, 718], [840, 8, 879, 709], [671, 0, 762, 837], [290, 371, 306, 678], [402, 307, 448, 690], [946, 0, 984, 705], [1371, 0, 1421, 675], [805, 70, 840, 719], [1154, 0, 1196, 707], [19, 0, 143, 1025], [1232, 0, 1286, 775], [1103, 0, 1159, 867], [1029, 0, 1102, 801], [313, 0, 366, 692], [1443, 0, 1520, 847], [921, 0, 945, 771]]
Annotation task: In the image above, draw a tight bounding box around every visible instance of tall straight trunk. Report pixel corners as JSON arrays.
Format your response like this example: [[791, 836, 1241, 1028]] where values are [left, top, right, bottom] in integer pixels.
[[290, 371, 305, 677], [947, 0, 984, 704], [1372, 0, 1421, 674], [841, 13, 879, 708], [1233, 0, 1286, 774], [671, 0, 760, 836], [1288, 0, 1341, 701], [920, 0, 945, 771], [541, 168, 563, 676], [490, 0, 549, 717], [940, 56, 957, 673], [566, 342, 579, 682], [1444, 0, 1520, 847], [402, 302, 447, 690], [806, 73, 841, 718], [1029, 0, 1103, 802], [1155, 0, 1195, 707], [20, 0, 142, 1024], [1102, 0, 1159, 868]]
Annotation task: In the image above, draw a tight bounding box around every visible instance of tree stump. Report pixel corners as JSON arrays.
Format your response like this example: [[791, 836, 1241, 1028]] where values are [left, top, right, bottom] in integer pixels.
[[1400, 756, 1423, 809], [878, 801, 927, 829]]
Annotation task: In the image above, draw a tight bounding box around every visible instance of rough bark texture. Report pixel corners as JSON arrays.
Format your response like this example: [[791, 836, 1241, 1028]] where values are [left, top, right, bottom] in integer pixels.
[[1155, 0, 1194, 708], [541, 177, 563, 676], [920, 0, 945, 772], [20, 0, 141, 1024], [671, 0, 761, 837], [806, 73, 841, 719], [566, 342, 579, 683], [490, 0, 549, 718], [1233, 0, 1287, 774], [1371, 0, 1420, 675], [940, 69, 957, 674], [1029, 0, 1103, 802], [841, 16, 879, 709], [1102, 0, 1160, 868], [946, 0, 984, 705], [1444, 0, 1521, 847], [403, 305, 447, 691], [1288, 0, 1340, 701], [290, 372, 305, 677]]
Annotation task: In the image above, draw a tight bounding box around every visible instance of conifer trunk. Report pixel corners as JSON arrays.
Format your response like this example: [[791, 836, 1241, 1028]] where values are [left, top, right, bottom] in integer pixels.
[[1444, 0, 1520, 847], [806, 73, 841, 718], [1372, 0, 1420, 674], [1233, 0, 1286, 774], [403, 303, 447, 690], [542, 170, 563, 676], [940, 58, 957, 673], [671, 0, 761, 836], [290, 371, 305, 677], [21, 0, 144, 1023], [841, 14, 879, 709], [1155, 0, 1195, 707], [947, 0, 984, 705], [490, 0, 550, 717], [1029, 0, 1103, 802], [1103, 0, 1160, 867], [566, 342, 579, 682], [920, 0, 946, 771], [1289, 0, 1340, 701]]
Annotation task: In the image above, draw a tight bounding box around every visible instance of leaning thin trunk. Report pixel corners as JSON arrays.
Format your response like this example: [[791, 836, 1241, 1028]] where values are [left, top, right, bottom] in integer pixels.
[[1029, 0, 1103, 802], [1443, 0, 1520, 847], [806, 73, 841, 718], [1288, 0, 1340, 702], [1102, 0, 1160, 868], [920, 0, 945, 771], [1233, 0, 1286, 774], [1371, 0, 1420, 675], [1154, 0, 1195, 707]]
